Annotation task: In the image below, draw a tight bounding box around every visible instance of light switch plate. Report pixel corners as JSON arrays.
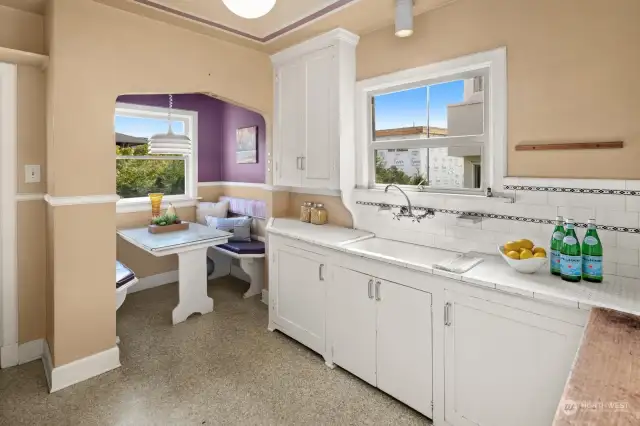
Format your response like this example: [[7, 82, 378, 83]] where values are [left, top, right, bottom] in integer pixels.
[[25, 165, 41, 183]]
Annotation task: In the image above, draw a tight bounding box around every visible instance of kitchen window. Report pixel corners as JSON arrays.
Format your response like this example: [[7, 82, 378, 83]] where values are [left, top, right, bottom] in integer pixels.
[[115, 103, 198, 211], [356, 48, 506, 195]]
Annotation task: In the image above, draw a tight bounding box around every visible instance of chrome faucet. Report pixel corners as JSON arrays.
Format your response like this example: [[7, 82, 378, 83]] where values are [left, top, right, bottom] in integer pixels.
[[385, 184, 414, 218], [384, 184, 434, 222]]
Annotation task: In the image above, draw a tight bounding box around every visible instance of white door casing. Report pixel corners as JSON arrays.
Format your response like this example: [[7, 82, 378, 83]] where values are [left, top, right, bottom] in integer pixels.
[[0, 62, 18, 368]]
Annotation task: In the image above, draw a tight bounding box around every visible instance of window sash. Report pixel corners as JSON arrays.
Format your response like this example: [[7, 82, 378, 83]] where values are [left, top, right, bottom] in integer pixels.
[[114, 102, 197, 202]]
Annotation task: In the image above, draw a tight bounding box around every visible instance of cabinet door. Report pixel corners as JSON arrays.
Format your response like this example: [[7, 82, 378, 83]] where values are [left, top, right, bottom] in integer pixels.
[[274, 60, 303, 187], [444, 290, 583, 426], [327, 266, 377, 385], [272, 245, 326, 354], [377, 280, 433, 418], [301, 46, 338, 189]]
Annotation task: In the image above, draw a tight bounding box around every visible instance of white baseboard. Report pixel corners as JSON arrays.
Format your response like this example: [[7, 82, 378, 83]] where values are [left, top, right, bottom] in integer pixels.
[[261, 289, 269, 305], [0, 343, 18, 368], [18, 339, 43, 364], [1, 339, 45, 368], [43, 341, 121, 393], [128, 270, 178, 294]]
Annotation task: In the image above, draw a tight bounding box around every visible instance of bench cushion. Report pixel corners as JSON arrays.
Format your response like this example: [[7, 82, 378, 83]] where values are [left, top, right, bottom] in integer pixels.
[[218, 240, 265, 255], [116, 261, 136, 289]]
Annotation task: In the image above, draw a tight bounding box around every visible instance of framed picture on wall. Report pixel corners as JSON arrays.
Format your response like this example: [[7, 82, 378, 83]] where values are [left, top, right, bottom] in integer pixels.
[[236, 126, 258, 164]]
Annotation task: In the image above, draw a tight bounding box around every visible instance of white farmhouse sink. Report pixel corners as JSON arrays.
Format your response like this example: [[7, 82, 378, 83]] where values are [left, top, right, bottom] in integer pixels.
[[343, 237, 461, 272]]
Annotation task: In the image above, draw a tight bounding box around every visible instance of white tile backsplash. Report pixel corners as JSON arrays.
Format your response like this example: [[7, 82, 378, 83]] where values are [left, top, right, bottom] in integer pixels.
[[355, 178, 640, 280]]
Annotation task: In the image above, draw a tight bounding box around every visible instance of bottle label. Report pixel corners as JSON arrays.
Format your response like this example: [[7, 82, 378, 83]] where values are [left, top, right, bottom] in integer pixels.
[[563, 236, 577, 245], [550, 249, 561, 273], [582, 255, 603, 279], [553, 231, 564, 241], [560, 254, 582, 277], [584, 236, 599, 246]]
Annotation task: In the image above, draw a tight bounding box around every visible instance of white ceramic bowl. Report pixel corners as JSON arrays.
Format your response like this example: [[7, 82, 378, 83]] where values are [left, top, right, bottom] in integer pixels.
[[498, 245, 548, 274]]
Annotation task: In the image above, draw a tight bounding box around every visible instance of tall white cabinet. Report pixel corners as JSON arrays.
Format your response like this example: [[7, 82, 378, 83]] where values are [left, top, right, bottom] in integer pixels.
[[271, 29, 359, 190]]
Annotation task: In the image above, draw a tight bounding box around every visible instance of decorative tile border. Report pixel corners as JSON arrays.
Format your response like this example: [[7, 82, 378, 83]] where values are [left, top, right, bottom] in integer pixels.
[[355, 201, 640, 234], [503, 185, 640, 196]]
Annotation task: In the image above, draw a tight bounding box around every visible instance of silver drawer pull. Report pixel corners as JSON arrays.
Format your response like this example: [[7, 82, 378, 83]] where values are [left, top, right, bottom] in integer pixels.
[[367, 279, 374, 299], [319, 264, 325, 281], [444, 302, 452, 326], [375, 281, 381, 301]]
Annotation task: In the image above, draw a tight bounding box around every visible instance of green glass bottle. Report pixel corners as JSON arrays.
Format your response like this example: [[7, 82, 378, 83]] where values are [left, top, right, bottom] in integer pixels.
[[560, 218, 582, 282], [582, 218, 603, 283], [550, 216, 565, 276]]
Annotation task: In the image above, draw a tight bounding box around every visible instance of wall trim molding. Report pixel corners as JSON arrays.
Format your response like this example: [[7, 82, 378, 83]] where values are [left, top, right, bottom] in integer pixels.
[[197, 181, 341, 197], [198, 181, 274, 189], [0, 63, 18, 363], [43, 341, 120, 393], [16, 193, 46, 202], [127, 270, 179, 294], [44, 194, 121, 207]]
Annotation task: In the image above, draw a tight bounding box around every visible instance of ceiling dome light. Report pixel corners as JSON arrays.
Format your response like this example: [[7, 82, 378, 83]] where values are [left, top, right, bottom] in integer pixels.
[[395, 0, 414, 38], [222, 0, 276, 19]]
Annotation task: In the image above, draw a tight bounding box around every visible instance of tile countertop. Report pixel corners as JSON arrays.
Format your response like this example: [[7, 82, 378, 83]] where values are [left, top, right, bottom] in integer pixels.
[[267, 218, 640, 316]]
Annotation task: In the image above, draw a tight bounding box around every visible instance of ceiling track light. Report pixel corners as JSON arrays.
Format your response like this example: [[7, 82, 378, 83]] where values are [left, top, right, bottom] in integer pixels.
[[222, 0, 276, 19], [395, 0, 414, 38]]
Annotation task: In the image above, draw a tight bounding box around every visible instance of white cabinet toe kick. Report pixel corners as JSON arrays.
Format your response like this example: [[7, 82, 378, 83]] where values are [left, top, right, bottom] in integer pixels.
[[267, 233, 588, 426]]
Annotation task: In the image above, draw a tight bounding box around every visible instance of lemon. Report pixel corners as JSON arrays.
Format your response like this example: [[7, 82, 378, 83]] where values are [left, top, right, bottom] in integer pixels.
[[506, 250, 521, 260], [517, 239, 534, 250], [520, 249, 534, 259], [504, 241, 521, 252], [533, 247, 547, 256], [534, 252, 546, 258]]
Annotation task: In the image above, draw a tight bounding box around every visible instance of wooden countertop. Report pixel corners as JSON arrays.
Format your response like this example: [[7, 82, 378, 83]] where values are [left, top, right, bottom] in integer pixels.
[[553, 308, 640, 425]]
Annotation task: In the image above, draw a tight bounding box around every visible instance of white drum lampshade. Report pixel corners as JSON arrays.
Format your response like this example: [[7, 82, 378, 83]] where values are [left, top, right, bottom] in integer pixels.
[[222, 0, 276, 19], [395, 0, 414, 37]]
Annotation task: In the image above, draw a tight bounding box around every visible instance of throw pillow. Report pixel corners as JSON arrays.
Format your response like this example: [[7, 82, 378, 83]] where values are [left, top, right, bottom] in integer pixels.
[[197, 201, 229, 225], [205, 216, 252, 242]]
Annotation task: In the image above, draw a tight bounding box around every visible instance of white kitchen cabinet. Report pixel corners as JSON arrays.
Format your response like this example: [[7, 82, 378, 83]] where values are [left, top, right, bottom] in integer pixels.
[[328, 267, 377, 385], [443, 289, 584, 426], [377, 278, 433, 418], [271, 29, 358, 190], [328, 266, 433, 418], [269, 243, 328, 356]]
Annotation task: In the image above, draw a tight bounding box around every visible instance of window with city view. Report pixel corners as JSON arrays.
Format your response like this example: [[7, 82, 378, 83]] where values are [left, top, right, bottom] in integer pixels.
[[371, 75, 486, 191], [115, 105, 195, 201]]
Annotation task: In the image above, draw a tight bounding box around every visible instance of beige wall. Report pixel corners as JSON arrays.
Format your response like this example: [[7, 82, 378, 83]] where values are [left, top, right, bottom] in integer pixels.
[[287, 194, 353, 228], [357, 0, 640, 179], [43, 0, 272, 366], [0, 5, 44, 54], [0, 7, 48, 345], [17, 201, 46, 343]]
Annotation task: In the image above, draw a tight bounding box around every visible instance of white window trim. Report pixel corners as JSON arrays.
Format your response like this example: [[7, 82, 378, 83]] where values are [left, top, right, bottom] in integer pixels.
[[355, 47, 507, 196], [114, 103, 199, 213]]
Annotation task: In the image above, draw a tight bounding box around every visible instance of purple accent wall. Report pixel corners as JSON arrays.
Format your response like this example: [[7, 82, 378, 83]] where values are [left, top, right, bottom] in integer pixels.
[[117, 94, 266, 184], [220, 103, 266, 184]]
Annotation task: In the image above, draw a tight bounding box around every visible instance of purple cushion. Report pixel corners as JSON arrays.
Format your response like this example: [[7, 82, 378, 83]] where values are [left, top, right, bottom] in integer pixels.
[[218, 240, 265, 255]]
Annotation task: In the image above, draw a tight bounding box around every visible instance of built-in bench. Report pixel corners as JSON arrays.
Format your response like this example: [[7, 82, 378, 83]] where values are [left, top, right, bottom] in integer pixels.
[[201, 196, 266, 299]]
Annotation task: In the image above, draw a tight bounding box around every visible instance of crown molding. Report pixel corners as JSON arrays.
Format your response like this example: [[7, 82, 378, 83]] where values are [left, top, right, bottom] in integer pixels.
[[271, 28, 359, 64]]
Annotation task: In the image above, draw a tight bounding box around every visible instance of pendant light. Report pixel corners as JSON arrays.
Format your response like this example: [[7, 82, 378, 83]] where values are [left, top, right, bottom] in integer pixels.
[[395, 0, 414, 38], [148, 94, 192, 156], [222, 0, 276, 19]]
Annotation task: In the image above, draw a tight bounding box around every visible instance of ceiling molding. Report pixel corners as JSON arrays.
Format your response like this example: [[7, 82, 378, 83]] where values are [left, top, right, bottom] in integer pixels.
[[132, 0, 360, 43]]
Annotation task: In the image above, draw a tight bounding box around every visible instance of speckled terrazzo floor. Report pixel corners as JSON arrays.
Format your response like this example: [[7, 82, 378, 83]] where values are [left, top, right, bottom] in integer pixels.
[[0, 277, 429, 425]]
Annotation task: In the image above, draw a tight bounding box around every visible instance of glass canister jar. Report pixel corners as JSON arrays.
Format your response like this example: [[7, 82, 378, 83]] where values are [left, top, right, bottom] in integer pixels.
[[300, 202, 313, 223], [310, 203, 328, 225]]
